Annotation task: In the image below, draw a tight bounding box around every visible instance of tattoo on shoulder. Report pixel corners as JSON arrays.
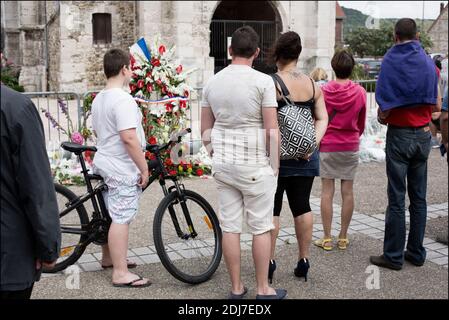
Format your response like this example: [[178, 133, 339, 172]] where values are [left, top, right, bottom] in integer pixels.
[[288, 70, 301, 79]]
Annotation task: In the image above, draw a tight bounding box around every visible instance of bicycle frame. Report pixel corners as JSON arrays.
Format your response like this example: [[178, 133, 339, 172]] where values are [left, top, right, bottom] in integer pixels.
[[59, 129, 198, 242], [142, 150, 198, 239], [59, 153, 110, 238]]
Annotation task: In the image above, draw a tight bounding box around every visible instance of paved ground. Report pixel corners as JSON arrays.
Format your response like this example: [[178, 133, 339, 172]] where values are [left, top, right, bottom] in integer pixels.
[[32, 153, 448, 299], [32, 233, 448, 299]]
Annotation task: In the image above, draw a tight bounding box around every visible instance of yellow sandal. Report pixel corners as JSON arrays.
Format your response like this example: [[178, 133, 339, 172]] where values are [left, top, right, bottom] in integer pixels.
[[313, 238, 333, 251], [337, 238, 349, 250]]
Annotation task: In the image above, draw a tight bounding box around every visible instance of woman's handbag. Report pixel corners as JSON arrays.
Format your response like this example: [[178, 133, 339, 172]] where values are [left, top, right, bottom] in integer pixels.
[[271, 74, 317, 160]]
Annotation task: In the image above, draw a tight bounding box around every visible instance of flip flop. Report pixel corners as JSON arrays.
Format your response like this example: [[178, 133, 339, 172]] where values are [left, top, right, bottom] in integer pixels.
[[112, 276, 152, 288], [102, 260, 137, 269], [228, 286, 248, 299]]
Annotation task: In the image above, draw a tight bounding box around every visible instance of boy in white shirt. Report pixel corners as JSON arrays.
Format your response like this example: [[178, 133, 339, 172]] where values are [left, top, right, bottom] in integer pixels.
[[92, 48, 151, 287]]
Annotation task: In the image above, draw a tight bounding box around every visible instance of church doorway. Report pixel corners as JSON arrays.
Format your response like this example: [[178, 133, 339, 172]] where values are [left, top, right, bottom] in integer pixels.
[[210, 1, 282, 74]]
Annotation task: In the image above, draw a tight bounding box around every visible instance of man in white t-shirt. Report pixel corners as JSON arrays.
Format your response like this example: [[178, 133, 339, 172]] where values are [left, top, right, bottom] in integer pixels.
[[201, 26, 286, 299], [92, 48, 151, 288]]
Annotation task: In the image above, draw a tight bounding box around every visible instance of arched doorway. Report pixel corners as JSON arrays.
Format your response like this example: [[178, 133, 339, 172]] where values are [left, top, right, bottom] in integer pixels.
[[210, 1, 282, 74]]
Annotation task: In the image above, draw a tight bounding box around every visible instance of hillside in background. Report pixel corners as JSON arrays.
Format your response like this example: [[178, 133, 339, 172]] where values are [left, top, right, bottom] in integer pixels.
[[342, 6, 435, 39]]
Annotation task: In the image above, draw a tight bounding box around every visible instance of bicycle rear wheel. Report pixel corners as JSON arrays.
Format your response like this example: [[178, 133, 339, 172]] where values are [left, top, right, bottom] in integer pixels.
[[44, 183, 90, 273], [153, 190, 222, 284]]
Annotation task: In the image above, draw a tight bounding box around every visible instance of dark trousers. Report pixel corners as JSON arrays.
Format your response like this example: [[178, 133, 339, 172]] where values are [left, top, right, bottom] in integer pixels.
[[383, 126, 431, 266], [0, 284, 34, 300]]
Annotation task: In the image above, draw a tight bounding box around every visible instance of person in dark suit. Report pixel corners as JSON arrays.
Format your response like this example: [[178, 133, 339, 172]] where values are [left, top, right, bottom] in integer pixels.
[[1, 82, 61, 299]]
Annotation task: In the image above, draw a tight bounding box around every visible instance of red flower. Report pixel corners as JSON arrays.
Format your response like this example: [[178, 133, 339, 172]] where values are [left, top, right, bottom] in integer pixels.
[[145, 151, 151, 159], [91, 93, 97, 99], [132, 73, 139, 79], [176, 65, 183, 74], [130, 55, 136, 67], [131, 65, 141, 71], [129, 84, 137, 92], [151, 58, 161, 67], [137, 79, 144, 89], [146, 83, 153, 92], [159, 45, 166, 55], [148, 136, 157, 145], [179, 100, 187, 108], [165, 103, 173, 112], [187, 164, 193, 169], [169, 170, 177, 176], [165, 158, 173, 166], [161, 86, 167, 94], [184, 90, 189, 98], [196, 169, 204, 176], [146, 71, 152, 78], [149, 153, 156, 160], [156, 79, 163, 87]]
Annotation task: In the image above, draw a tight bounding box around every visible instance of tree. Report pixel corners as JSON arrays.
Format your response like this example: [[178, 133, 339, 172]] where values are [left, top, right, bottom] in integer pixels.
[[346, 25, 433, 58]]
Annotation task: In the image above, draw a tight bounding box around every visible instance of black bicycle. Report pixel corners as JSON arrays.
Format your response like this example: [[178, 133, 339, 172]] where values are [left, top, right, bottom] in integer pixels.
[[46, 128, 222, 284]]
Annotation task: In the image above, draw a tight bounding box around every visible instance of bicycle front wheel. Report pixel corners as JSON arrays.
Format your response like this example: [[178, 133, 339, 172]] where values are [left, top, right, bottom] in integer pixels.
[[153, 190, 222, 284], [44, 183, 90, 273]]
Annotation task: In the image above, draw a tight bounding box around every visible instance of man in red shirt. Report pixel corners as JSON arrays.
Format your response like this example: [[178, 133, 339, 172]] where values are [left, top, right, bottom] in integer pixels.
[[371, 18, 441, 270]]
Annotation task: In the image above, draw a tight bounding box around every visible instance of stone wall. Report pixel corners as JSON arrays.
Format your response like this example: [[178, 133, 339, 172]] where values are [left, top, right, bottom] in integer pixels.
[[58, 1, 136, 93], [47, 1, 60, 92], [429, 7, 448, 55]]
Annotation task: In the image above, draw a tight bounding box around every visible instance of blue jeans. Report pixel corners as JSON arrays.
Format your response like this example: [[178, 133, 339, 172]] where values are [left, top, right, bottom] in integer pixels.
[[383, 126, 431, 266]]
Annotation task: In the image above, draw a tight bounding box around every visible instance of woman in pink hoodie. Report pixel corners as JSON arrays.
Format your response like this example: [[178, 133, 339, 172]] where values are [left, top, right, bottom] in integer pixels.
[[314, 50, 367, 251]]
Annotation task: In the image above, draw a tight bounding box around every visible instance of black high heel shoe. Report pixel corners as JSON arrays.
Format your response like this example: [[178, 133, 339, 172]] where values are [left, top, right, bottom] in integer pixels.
[[268, 259, 276, 284], [294, 258, 310, 282]]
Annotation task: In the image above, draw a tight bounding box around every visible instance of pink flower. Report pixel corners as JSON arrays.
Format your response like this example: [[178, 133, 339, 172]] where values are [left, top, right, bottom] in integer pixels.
[[159, 45, 166, 55], [71, 132, 84, 145], [176, 65, 183, 74]]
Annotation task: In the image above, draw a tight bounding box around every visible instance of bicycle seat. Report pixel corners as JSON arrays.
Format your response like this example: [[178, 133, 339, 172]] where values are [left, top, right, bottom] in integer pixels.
[[61, 142, 97, 154]]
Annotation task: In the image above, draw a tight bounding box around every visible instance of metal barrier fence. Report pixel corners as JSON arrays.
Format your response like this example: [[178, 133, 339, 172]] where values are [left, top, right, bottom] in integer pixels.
[[23, 91, 82, 145], [22, 80, 383, 146]]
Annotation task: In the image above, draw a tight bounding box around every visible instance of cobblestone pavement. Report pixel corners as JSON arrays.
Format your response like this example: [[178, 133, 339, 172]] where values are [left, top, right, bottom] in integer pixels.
[[42, 197, 448, 277]]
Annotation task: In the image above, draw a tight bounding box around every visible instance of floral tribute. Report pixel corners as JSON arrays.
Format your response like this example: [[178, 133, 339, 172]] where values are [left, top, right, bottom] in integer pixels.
[[128, 36, 210, 177]]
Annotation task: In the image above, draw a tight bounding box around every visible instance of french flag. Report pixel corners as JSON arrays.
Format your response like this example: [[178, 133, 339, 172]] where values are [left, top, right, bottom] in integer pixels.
[[129, 38, 151, 65]]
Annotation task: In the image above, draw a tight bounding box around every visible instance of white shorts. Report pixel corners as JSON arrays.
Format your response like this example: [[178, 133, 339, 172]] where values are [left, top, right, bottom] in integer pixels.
[[94, 167, 142, 225], [212, 163, 277, 235]]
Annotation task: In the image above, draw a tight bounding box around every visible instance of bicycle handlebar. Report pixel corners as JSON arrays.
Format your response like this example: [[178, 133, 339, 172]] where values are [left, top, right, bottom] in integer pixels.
[[146, 128, 192, 153]]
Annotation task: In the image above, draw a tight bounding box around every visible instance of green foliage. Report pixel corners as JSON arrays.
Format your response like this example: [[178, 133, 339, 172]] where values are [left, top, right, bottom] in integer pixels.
[[350, 64, 366, 81], [1, 67, 24, 92], [346, 25, 433, 58], [342, 6, 434, 57]]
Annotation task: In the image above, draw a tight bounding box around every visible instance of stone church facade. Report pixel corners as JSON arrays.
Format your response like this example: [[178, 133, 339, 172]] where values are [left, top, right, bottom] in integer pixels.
[[427, 3, 448, 55], [1, 1, 336, 93]]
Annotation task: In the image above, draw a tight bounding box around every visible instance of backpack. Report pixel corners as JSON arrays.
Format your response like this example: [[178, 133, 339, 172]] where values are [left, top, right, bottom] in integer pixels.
[[270, 74, 317, 160]]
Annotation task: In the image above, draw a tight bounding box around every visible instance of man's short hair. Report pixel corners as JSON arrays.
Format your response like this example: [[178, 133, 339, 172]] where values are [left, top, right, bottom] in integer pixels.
[[331, 50, 355, 79], [103, 48, 130, 79], [230, 26, 260, 58], [394, 18, 417, 41]]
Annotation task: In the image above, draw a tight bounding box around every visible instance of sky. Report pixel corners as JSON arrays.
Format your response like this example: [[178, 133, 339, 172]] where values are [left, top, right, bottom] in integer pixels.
[[339, 1, 448, 19]]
